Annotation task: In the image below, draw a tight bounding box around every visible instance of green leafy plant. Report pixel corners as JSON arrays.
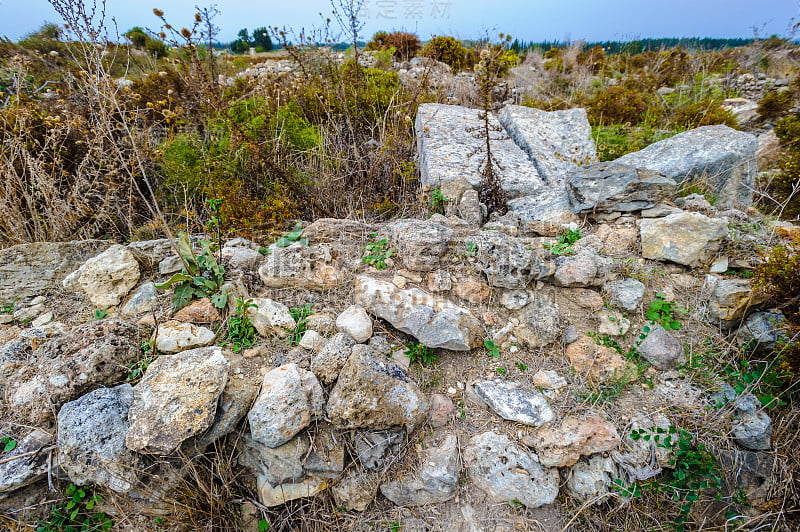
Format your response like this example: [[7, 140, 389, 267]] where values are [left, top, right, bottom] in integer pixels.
[[228, 299, 258, 352], [126, 341, 157, 385], [275, 222, 309, 247], [287, 303, 313, 346], [258, 518, 270, 532], [155, 233, 228, 313], [405, 342, 438, 367], [36, 483, 112, 532], [514, 362, 528, 372], [484, 339, 500, 358], [362, 234, 394, 270], [2, 436, 16, 453], [543, 227, 582, 256], [0, 300, 15, 314], [495, 366, 507, 375], [646, 293, 686, 330], [627, 426, 722, 531], [430, 188, 447, 214], [91, 309, 108, 321], [464, 241, 478, 257], [724, 359, 792, 410]]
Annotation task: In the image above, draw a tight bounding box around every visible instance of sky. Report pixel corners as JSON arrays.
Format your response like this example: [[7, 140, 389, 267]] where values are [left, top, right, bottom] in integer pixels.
[[0, 0, 798, 44]]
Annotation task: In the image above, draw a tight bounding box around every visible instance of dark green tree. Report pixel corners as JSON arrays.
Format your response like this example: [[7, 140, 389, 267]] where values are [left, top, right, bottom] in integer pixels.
[[251, 27, 272, 51]]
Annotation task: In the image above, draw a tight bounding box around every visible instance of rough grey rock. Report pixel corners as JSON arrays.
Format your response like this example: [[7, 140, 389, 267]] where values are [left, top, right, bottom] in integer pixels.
[[604, 278, 645, 311], [247, 298, 296, 338], [239, 432, 309, 486], [483, 210, 520, 236], [500, 289, 529, 310], [0, 429, 52, 493], [126, 347, 229, 455], [637, 324, 684, 370], [380, 434, 459, 506], [553, 248, 610, 287], [326, 345, 429, 431], [195, 373, 259, 448], [717, 449, 774, 506], [386, 219, 454, 272], [332, 468, 379, 511], [248, 363, 324, 448], [354, 275, 482, 351], [57, 384, 142, 493], [62, 244, 141, 308], [611, 413, 675, 481], [473, 380, 555, 427], [506, 188, 575, 224], [120, 282, 158, 316], [416, 103, 545, 199], [463, 431, 559, 508], [0, 240, 112, 302], [567, 162, 676, 214], [513, 292, 562, 347], [472, 230, 550, 289], [737, 311, 785, 351], [154, 321, 216, 354], [615, 125, 758, 208], [303, 425, 346, 478], [355, 429, 405, 471], [335, 305, 373, 343], [221, 243, 264, 271], [458, 188, 484, 226], [498, 105, 598, 185], [367, 334, 392, 357], [258, 242, 350, 290], [4, 319, 140, 425], [640, 212, 728, 267], [731, 394, 772, 451], [298, 330, 325, 351], [566, 455, 619, 502], [310, 333, 358, 385]]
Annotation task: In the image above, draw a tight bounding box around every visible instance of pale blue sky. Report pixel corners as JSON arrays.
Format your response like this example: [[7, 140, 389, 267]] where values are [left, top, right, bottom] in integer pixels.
[[0, 0, 797, 43]]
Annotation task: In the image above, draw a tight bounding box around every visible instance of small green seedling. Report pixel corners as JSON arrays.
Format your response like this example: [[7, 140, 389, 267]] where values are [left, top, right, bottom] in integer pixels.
[[431, 188, 447, 214], [155, 232, 228, 312], [92, 309, 108, 321], [228, 298, 258, 352], [36, 483, 112, 532], [362, 234, 394, 270], [495, 366, 507, 375], [646, 293, 686, 330], [288, 303, 313, 345], [405, 342, 438, 367], [2, 436, 16, 453], [514, 362, 528, 372], [543, 227, 582, 256], [275, 222, 309, 247], [484, 339, 500, 358], [258, 518, 270, 531], [508, 499, 523, 509]]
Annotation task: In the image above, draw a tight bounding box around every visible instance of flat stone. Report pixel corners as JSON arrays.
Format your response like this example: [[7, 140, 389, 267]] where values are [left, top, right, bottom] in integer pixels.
[[154, 321, 216, 354], [354, 275, 482, 351], [568, 162, 676, 214], [0, 429, 52, 493], [737, 311, 786, 351], [553, 248, 610, 287], [498, 105, 598, 185], [239, 432, 308, 487], [0, 240, 112, 302], [258, 242, 349, 290], [463, 431, 559, 508], [522, 414, 621, 467], [565, 455, 619, 502], [566, 335, 636, 382], [332, 469, 379, 511], [355, 429, 405, 471], [615, 125, 757, 208], [640, 212, 728, 267], [125, 347, 229, 455], [708, 278, 767, 328], [473, 379, 555, 427], [303, 425, 346, 478], [172, 297, 222, 323], [416, 103, 545, 199]]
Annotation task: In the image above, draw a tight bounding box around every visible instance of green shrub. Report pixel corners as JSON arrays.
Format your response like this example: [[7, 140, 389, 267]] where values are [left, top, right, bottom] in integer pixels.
[[587, 86, 648, 125], [669, 97, 737, 129], [758, 90, 793, 121], [593, 124, 676, 161], [770, 115, 800, 219], [367, 31, 420, 61], [420, 36, 470, 72]]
